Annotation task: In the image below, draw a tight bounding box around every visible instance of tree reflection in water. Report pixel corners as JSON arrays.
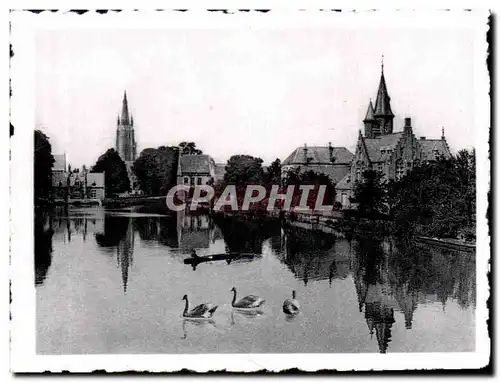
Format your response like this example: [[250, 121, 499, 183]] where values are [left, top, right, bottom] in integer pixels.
[[34, 209, 53, 286]]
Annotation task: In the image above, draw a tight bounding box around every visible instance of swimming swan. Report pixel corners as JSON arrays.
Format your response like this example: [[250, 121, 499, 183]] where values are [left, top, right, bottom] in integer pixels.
[[230, 287, 265, 309], [182, 294, 218, 319]]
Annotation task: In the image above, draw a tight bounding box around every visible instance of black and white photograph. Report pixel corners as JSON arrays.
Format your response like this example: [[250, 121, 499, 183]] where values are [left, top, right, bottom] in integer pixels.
[[9, 7, 490, 373]]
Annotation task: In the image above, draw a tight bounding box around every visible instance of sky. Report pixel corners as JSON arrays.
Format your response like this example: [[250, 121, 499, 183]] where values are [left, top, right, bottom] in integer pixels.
[[35, 18, 477, 167]]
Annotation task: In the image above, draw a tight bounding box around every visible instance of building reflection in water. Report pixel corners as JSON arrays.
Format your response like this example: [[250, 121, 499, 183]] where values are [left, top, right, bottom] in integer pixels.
[[177, 213, 212, 252], [95, 216, 134, 293], [351, 237, 476, 353], [116, 219, 134, 293]]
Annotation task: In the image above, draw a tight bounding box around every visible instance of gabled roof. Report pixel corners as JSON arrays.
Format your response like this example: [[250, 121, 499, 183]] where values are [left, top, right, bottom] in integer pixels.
[[179, 154, 214, 174], [335, 172, 352, 190], [362, 132, 403, 162], [373, 72, 394, 117], [419, 139, 451, 161], [282, 146, 354, 166], [51, 171, 105, 187]]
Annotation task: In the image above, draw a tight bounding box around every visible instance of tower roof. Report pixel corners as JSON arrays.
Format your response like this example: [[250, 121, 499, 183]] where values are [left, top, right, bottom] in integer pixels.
[[364, 100, 375, 121], [373, 70, 394, 118], [121, 91, 130, 125]]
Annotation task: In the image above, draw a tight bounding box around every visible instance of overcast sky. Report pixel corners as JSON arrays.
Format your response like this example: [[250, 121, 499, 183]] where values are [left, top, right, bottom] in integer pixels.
[[35, 18, 476, 167]]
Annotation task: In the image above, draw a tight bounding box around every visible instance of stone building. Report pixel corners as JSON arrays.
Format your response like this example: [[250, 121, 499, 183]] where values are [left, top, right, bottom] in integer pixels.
[[52, 166, 105, 201], [115, 91, 138, 189], [281, 143, 354, 186], [335, 65, 452, 209], [177, 154, 216, 186]]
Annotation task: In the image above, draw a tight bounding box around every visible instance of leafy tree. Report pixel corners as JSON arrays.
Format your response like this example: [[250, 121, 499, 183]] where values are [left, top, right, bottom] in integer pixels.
[[388, 151, 475, 239], [283, 167, 336, 208], [91, 148, 130, 196], [224, 155, 264, 186], [263, 158, 282, 185], [178, 141, 203, 155], [132, 146, 179, 196], [351, 169, 388, 219], [34, 130, 55, 203]]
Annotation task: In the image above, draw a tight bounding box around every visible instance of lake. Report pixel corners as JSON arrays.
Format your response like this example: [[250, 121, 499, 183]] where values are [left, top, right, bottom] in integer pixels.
[[35, 206, 475, 354]]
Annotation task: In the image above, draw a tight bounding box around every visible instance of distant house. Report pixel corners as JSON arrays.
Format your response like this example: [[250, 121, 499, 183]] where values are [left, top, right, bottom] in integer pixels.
[[282, 143, 354, 194], [52, 166, 105, 201], [177, 154, 216, 186]]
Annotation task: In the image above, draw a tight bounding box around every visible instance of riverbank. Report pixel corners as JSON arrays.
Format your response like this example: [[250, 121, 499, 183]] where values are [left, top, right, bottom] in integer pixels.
[[416, 236, 476, 253]]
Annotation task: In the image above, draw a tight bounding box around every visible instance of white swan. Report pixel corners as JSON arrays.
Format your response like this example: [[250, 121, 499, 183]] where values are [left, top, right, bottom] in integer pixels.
[[283, 290, 300, 315], [182, 294, 218, 319], [231, 287, 265, 309]]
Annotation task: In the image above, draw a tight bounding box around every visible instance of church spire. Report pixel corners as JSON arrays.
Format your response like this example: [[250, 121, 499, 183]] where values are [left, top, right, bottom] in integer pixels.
[[364, 99, 375, 121], [374, 64, 394, 117], [372, 57, 395, 135], [121, 91, 130, 125]]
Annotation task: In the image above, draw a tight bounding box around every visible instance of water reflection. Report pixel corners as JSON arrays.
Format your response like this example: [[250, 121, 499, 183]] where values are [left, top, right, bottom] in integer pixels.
[[34, 209, 53, 286], [351, 238, 476, 353], [279, 226, 350, 285], [36, 208, 476, 354], [181, 318, 216, 340]]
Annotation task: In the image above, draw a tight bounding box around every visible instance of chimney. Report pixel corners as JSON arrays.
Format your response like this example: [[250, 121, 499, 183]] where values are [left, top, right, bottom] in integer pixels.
[[328, 142, 334, 162], [421, 137, 426, 140], [404, 117, 412, 134], [303, 143, 308, 163]]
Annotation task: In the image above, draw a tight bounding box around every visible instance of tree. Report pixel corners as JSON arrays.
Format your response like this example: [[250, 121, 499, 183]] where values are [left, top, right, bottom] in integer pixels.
[[387, 151, 475, 239], [351, 169, 388, 219], [91, 148, 130, 196], [224, 155, 264, 186], [263, 158, 282, 185], [178, 142, 203, 155], [132, 146, 179, 196], [283, 167, 336, 208], [34, 130, 55, 203]]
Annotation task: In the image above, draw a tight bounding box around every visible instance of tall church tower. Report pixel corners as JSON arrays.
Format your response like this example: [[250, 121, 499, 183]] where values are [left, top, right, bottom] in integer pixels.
[[116, 91, 137, 188], [364, 59, 395, 138]]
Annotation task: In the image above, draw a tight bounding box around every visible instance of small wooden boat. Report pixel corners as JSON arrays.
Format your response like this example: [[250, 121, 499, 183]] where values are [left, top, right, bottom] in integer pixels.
[[184, 250, 256, 265]]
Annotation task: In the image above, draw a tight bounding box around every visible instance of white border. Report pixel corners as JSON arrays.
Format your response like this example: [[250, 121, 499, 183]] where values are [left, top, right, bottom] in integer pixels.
[[9, 8, 491, 373]]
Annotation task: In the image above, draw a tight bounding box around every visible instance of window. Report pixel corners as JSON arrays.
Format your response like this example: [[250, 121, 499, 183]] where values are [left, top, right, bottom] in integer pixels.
[[184, 177, 189, 184], [90, 189, 97, 198], [396, 160, 404, 181], [190, 177, 195, 186], [377, 164, 383, 173], [356, 168, 361, 182], [197, 177, 202, 185]]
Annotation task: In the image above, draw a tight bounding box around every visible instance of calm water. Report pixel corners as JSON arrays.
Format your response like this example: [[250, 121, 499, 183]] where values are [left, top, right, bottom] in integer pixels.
[[35, 207, 476, 354]]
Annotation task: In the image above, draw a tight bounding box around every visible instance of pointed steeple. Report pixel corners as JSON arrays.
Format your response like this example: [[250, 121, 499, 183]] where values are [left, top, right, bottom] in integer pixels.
[[121, 91, 130, 125], [130, 114, 134, 126], [364, 99, 375, 122], [374, 65, 394, 118]]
